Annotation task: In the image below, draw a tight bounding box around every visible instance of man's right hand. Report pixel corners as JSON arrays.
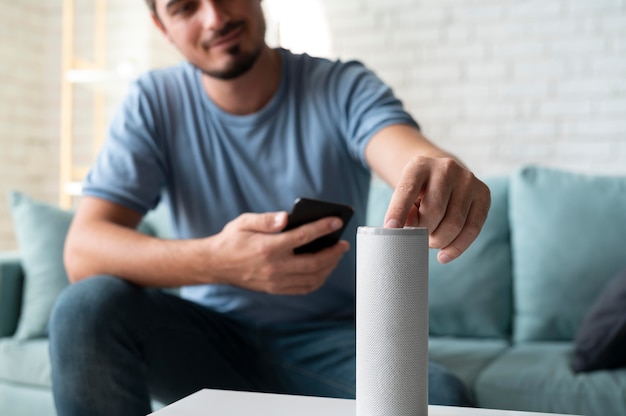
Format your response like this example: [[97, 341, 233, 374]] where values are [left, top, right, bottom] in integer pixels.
[[200, 212, 350, 295]]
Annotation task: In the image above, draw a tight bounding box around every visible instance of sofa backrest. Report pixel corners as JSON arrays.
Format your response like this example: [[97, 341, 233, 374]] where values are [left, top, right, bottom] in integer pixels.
[[509, 166, 626, 343]]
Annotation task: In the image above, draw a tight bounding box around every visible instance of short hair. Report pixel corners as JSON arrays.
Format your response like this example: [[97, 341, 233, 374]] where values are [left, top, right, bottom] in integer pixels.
[[145, 0, 157, 15]]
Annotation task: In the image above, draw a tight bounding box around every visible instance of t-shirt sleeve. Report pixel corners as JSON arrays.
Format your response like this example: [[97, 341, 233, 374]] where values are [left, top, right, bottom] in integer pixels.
[[331, 60, 419, 168], [81, 79, 167, 214]]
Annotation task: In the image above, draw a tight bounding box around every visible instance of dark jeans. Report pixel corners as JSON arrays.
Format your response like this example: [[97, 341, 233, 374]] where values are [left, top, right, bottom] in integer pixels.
[[49, 275, 472, 416]]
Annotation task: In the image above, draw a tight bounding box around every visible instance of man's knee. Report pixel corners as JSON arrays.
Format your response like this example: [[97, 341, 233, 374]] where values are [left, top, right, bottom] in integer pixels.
[[49, 275, 140, 345]]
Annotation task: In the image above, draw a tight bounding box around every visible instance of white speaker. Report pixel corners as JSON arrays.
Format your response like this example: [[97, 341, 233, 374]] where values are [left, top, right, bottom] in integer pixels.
[[356, 227, 429, 416]]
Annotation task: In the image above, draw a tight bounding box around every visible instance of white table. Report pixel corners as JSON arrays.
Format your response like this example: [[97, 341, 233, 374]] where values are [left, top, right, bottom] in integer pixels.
[[149, 389, 578, 416]]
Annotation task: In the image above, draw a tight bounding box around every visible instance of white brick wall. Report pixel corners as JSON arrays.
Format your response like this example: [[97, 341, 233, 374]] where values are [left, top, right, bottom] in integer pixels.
[[1, 0, 625, 249], [314, 0, 626, 177], [0, 1, 54, 251]]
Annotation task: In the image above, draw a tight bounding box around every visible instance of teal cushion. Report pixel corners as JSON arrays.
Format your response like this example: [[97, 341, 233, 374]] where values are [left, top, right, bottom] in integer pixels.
[[366, 176, 512, 338], [9, 191, 157, 340], [475, 343, 626, 415], [428, 337, 509, 390], [429, 176, 511, 338], [10, 192, 74, 340], [510, 166, 626, 342], [0, 338, 51, 387]]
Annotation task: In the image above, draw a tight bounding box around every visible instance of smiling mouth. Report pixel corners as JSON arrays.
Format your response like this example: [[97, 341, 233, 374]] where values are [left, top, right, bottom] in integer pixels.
[[203, 22, 245, 50]]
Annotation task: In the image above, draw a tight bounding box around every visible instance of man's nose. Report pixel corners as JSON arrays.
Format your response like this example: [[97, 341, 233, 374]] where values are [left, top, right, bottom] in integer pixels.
[[197, 0, 229, 31]]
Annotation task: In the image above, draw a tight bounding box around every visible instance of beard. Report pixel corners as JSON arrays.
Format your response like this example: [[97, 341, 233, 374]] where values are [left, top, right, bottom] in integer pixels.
[[202, 43, 263, 80]]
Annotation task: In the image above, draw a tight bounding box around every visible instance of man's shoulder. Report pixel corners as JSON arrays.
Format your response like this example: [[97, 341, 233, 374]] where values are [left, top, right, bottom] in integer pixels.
[[281, 48, 367, 74], [280, 49, 375, 93], [132, 61, 195, 94]]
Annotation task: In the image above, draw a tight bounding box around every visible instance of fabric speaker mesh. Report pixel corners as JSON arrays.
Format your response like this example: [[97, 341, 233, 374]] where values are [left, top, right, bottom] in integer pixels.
[[356, 227, 429, 416]]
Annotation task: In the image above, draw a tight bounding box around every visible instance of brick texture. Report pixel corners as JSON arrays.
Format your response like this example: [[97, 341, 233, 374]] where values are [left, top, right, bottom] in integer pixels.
[[0, 1, 54, 251], [313, 0, 626, 177]]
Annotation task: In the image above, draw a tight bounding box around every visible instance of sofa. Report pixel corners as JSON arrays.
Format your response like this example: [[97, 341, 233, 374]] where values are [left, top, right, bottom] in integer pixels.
[[2, 165, 626, 416]]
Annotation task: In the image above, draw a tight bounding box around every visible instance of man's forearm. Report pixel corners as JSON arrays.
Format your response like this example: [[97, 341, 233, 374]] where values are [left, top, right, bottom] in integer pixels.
[[365, 124, 466, 188], [64, 219, 209, 287], [63, 196, 213, 287]]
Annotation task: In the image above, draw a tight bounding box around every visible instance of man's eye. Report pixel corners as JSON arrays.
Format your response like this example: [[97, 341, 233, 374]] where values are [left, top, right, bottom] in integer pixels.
[[174, 3, 196, 15]]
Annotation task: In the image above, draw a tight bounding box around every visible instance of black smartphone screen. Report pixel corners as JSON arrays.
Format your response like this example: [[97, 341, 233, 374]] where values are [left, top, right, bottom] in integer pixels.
[[283, 198, 354, 254]]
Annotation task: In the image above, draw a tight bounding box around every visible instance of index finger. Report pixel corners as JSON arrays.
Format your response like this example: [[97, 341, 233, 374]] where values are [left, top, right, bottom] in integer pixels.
[[383, 168, 428, 228]]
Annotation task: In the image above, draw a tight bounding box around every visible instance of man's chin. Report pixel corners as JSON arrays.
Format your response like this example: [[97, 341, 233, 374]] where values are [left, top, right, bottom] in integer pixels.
[[199, 48, 262, 81], [204, 64, 253, 81]]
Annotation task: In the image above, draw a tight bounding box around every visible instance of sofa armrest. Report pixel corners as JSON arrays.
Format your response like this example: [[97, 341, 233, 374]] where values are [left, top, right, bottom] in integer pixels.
[[0, 251, 23, 338]]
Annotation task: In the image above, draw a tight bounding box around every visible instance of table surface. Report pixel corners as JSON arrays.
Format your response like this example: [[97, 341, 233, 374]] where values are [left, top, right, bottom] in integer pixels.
[[149, 389, 578, 416]]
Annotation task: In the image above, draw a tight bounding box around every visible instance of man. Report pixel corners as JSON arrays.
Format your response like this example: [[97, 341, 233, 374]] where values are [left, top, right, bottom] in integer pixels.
[[49, 1, 491, 415]]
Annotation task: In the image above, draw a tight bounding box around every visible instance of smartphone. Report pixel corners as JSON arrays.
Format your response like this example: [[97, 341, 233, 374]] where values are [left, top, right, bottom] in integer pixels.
[[283, 198, 354, 254]]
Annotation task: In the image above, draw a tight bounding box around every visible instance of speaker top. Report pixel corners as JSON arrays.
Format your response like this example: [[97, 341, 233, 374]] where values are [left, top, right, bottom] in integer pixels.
[[357, 226, 428, 236]]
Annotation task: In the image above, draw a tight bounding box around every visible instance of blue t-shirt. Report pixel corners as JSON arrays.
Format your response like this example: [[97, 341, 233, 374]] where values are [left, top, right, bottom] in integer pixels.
[[83, 48, 418, 325]]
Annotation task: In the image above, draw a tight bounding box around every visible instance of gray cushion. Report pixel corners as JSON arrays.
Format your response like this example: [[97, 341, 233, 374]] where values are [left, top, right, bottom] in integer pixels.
[[573, 266, 626, 373], [0, 252, 23, 338], [510, 166, 626, 342], [366, 176, 512, 338]]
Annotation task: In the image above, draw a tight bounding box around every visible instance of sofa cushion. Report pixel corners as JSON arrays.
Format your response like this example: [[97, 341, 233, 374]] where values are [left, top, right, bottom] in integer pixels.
[[0, 382, 55, 416], [510, 166, 626, 342], [9, 191, 156, 340], [9, 192, 74, 340], [573, 265, 626, 373], [0, 338, 51, 387], [475, 342, 626, 415], [428, 337, 509, 392], [367, 175, 512, 338]]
